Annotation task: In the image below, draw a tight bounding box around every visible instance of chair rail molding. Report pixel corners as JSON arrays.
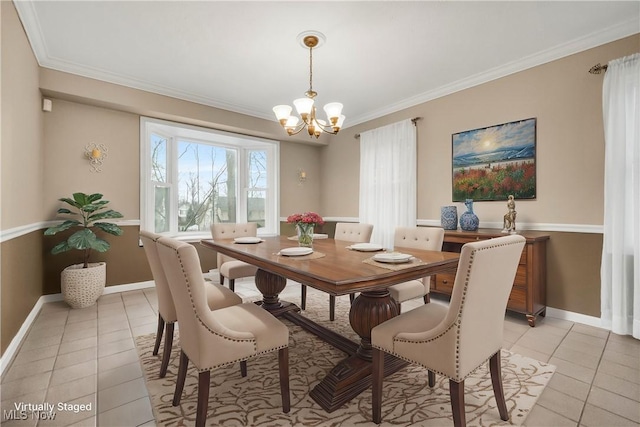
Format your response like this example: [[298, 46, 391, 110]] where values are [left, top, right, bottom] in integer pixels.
[[0, 220, 141, 243]]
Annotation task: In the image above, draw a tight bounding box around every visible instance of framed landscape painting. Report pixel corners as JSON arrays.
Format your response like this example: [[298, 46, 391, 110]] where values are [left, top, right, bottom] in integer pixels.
[[452, 118, 536, 202]]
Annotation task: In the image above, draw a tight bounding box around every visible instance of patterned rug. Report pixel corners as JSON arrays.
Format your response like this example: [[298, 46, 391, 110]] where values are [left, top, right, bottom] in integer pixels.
[[135, 293, 555, 426]]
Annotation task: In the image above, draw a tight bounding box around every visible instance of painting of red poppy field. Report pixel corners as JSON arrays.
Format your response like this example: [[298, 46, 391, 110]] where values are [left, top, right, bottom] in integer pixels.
[[452, 118, 536, 202]]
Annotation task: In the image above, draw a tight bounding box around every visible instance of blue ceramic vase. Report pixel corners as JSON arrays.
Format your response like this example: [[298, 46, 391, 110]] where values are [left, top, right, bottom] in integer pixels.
[[440, 206, 458, 230], [459, 199, 479, 231]]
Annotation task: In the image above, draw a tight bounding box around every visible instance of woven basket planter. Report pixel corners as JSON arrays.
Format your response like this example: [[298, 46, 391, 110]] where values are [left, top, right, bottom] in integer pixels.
[[61, 262, 106, 308]]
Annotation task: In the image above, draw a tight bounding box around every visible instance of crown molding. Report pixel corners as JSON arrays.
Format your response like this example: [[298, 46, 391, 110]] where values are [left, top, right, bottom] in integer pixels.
[[346, 18, 640, 128], [15, 1, 639, 128]]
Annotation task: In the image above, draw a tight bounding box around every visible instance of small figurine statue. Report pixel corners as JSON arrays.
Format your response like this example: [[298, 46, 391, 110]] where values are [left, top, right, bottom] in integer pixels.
[[502, 195, 517, 234]]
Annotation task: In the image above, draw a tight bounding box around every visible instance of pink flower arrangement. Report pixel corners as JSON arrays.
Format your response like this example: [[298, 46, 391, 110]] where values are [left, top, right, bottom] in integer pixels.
[[287, 212, 324, 226]]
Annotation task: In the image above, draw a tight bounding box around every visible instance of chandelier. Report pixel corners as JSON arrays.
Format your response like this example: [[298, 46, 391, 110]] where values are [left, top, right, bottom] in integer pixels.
[[273, 32, 345, 138]]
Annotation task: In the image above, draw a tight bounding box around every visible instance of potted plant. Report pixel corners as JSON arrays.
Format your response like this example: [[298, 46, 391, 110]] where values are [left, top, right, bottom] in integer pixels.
[[44, 192, 123, 308]]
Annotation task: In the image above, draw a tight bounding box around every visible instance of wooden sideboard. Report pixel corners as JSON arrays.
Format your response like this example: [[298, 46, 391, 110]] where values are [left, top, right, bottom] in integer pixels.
[[431, 229, 549, 327]]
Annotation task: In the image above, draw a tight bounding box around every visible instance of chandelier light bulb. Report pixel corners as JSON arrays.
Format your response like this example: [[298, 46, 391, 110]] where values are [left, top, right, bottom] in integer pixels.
[[293, 97, 314, 117], [273, 105, 293, 125], [323, 102, 343, 123]]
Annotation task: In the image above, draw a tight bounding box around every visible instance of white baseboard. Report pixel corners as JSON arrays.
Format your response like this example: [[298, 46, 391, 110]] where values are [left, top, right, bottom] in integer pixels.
[[546, 307, 607, 330], [0, 281, 155, 378]]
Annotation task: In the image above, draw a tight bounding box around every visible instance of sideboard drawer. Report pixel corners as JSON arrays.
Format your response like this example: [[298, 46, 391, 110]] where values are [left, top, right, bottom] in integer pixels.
[[433, 273, 455, 294]]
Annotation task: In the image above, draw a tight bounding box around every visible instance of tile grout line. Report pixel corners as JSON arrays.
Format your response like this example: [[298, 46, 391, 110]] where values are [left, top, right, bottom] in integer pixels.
[[576, 329, 610, 426]]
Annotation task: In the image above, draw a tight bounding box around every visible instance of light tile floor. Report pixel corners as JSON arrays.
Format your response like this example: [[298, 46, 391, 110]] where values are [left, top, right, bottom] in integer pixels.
[[2, 278, 639, 426]]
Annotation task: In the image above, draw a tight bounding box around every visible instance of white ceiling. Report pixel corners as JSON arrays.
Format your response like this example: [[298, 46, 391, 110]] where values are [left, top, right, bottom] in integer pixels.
[[14, 1, 640, 128]]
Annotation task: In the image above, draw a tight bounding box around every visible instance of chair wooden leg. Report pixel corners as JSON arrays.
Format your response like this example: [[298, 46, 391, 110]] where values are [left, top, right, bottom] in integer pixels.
[[240, 360, 247, 377], [428, 370, 436, 387], [449, 379, 466, 427], [196, 370, 210, 427], [173, 350, 189, 406], [424, 293, 431, 304], [159, 322, 174, 378], [398, 303, 402, 314], [489, 351, 509, 421], [278, 347, 290, 413], [229, 278, 235, 292], [372, 347, 385, 424], [219, 274, 224, 286], [329, 295, 336, 321], [301, 284, 307, 310], [349, 293, 355, 305], [153, 314, 164, 356]]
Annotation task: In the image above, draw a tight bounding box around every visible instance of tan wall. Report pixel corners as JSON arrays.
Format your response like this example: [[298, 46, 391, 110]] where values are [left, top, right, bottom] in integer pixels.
[[1, 1, 45, 229], [320, 34, 640, 317], [1, 1, 46, 353], [40, 81, 323, 219], [42, 99, 140, 219], [38, 79, 322, 295], [322, 35, 640, 224]]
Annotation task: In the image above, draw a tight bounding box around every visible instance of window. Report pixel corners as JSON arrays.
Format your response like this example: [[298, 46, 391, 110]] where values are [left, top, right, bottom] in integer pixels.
[[140, 117, 279, 239]]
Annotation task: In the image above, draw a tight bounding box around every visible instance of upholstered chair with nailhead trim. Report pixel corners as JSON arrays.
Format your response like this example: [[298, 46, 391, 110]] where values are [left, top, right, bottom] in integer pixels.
[[210, 223, 259, 291], [156, 236, 290, 427], [301, 222, 374, 321], [371, 234, 526, 426], [388, 227, 445, 313], [139, 230, 244, 379]]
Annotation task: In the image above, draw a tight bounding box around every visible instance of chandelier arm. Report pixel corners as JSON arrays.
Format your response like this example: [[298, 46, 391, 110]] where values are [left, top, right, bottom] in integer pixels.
[[315, 120, 338, 135], [286, 122, 308, 137]]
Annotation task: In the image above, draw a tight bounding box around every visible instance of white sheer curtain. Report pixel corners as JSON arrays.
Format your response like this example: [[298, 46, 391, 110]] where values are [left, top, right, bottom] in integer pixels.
[[359, 119, 417, 249], [601, 53, 640, 339]]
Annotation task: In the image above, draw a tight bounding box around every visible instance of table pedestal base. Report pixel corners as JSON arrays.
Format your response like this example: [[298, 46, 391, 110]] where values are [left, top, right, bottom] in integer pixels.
[[309, 352, 408, 412], [254, 268, 405, 412], [253, 269, 300, 316]]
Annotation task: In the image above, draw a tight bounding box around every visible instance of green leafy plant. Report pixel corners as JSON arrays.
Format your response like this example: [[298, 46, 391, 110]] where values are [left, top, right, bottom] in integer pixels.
[[44, 193, 124, 268]]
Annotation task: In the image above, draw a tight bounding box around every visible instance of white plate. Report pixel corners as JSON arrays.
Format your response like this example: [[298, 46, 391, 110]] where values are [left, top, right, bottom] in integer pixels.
[[313, 233, 329, 239], [350, 243, 384, 252], [280, 247, 314, 256], [233, 237, 262, 244], [372, 253, 413, 263]]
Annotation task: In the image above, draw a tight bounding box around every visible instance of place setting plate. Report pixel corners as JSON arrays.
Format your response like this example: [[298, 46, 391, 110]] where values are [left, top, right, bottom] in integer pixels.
[[349, 243, 384, 252], [372, 252, 413, 264], [280, 247, 314, 257], [233, 237, 263, 244]]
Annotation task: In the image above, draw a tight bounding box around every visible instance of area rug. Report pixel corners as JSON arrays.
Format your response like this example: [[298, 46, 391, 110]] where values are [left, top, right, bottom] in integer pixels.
[[135, 293, 555, 426]]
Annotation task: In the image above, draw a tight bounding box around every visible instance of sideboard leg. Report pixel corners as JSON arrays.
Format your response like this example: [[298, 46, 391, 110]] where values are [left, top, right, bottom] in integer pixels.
[[526, 314, 536, 327]]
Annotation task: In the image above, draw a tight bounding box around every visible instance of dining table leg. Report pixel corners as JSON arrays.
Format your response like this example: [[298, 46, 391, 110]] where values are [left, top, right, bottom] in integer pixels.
[[253, 268, 300, 317], [309, 289, 407, 412]]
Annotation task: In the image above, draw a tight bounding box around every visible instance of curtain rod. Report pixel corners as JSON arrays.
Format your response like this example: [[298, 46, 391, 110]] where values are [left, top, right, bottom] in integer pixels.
[[354, 117, 422, 139], [589, 63, 608, 74]]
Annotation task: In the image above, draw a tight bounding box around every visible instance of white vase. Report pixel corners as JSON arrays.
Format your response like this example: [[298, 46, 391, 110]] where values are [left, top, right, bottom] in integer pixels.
[[61, 262, 106, 308]]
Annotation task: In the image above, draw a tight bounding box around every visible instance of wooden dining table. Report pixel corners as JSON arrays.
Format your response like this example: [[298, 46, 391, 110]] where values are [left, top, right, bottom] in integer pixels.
[[201, 235, 459, 412]]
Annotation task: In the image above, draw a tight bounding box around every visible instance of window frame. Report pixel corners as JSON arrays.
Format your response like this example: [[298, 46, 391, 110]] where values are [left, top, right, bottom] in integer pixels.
[[140, 117, 280, 240]]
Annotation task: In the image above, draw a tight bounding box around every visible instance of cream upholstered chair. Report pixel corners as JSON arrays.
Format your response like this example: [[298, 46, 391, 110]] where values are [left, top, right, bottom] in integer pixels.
[[139, 231, 244, 378], [301, 222, 374, 321], [210, 223, 259, 291], [371, 234, 526, 426], [388, 227, 444, 313], [156, 236, 290, 427]]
